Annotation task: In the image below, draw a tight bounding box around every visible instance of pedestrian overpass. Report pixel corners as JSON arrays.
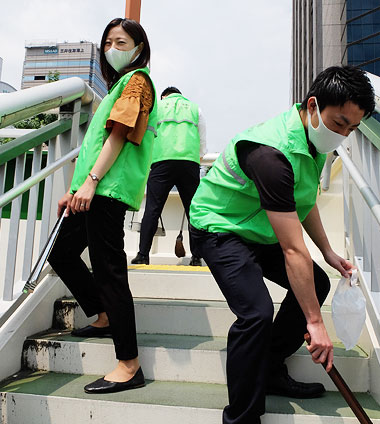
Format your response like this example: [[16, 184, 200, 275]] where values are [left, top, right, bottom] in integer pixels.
[[0, 75, 380, 423]]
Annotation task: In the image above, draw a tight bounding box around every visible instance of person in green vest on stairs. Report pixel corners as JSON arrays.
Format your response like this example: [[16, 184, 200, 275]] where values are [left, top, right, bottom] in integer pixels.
[[131, 86, 207, 266], [48, 18, 157, 394], [189, 66, 375, 424]]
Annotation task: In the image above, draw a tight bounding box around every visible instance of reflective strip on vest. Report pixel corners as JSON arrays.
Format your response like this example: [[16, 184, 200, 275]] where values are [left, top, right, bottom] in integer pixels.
[[147, 125, 157, 136], [157, 118, 198, 127], [222, 150, 246, 186]]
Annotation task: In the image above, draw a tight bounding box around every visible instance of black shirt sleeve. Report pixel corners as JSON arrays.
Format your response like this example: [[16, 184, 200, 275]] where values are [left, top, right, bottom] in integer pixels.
[[236, 140, 296, 212]]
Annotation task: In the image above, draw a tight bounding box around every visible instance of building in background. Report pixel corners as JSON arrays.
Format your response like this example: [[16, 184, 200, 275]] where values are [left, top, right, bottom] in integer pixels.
[[0, 57, 17, 93], [344, 1, 380, 75], [292, 1, 380, 103], [22, 40, 107, 98]]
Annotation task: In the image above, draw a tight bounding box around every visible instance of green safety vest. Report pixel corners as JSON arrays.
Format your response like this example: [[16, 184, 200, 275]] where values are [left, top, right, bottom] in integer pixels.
[[70, 68, 157, 211], [151, 93, 200, 164], [190, 104, 326, 244]]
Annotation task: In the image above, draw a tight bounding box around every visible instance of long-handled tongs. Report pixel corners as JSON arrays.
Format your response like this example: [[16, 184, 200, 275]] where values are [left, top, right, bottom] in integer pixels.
[[305, 333, 373, 424], [23, 212, 65, 294]]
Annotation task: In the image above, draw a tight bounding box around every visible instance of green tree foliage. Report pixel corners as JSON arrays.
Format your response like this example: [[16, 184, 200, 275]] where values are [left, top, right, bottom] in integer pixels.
[[47, 70, 60, 82], [0, 137, 13, 145], [13, 113, 57, 130], [0, 71, 61, 144]]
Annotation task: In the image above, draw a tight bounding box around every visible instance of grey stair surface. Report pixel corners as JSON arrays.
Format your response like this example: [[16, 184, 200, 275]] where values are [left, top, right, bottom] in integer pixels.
[[126, 267, 340, 305], [1, 371, 380, 424], [22, 330, 370, 391], [53, 297, 341, 339], [1, 265, 379, 423]]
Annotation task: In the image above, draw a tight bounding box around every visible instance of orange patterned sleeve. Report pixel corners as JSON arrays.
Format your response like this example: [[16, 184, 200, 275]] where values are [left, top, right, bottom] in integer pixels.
[[106, 72, 153, 145]]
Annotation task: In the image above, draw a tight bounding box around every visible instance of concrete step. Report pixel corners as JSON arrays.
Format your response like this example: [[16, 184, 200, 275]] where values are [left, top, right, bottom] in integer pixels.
[[1, 370, 379, 424], [55, 297, 343, 341], [22, 331, 369, 392], [128, 266, 286, 303], [127, 266, 340, 305]]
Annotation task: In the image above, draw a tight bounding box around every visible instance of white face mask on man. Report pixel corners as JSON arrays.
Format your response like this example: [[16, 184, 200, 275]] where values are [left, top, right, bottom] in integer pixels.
[[307, 98, 347, 154], [105, 45, 140, 73]]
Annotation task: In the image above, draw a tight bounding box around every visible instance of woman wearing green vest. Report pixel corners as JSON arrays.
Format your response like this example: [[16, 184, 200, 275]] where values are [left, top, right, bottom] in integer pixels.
[[48, 18, 157, 394], [189, 66, 375, 423]]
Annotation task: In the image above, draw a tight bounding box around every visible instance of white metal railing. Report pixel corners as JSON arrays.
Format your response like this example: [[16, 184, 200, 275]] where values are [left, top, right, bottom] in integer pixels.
[[0, 78, 100, 317], [341, 72, 380, 339]]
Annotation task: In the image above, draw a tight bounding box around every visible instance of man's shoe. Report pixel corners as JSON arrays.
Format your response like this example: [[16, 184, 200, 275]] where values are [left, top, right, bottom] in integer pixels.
[[267, 366, 325, 398], [131, 253, 149, 265], [84, 367, 145, 394], [71, 325, 112, 338], [189, 256, 202, 266]]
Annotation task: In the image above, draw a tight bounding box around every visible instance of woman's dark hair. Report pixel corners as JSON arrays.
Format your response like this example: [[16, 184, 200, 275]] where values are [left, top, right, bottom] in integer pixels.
[[100, 18, 151, 90], [161, 86, 182, 99], [300, 65, 375, 118]]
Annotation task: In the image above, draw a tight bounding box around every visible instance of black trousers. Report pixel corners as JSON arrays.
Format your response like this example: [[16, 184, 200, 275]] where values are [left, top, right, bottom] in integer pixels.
[[138, 160, 200, 256], [190, 227, 330, 424], [48, 195, 138, 360]]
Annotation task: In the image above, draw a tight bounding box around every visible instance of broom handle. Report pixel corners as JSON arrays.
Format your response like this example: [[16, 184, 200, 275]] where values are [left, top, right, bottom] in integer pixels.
[[304, 334, 373, 424], [179, 210, 186, 234]]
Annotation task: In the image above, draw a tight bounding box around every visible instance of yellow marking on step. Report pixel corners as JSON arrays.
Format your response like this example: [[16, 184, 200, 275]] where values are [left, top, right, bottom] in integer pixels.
[[128, 264, 209, 272]]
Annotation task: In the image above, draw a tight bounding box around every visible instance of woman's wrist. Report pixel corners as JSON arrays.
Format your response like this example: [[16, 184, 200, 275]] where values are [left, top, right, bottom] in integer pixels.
[[88, 173, 100, 184]]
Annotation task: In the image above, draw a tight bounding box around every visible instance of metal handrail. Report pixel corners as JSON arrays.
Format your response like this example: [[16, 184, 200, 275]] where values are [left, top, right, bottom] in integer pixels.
[[0, 113, 88, 166], [201, 152, 219, 166], [0, 78, 99, 308], [322, 72, 380, 192], [0, 146, 80, 209], [0, 77, 101, 129], [337, 145, 380, 226]]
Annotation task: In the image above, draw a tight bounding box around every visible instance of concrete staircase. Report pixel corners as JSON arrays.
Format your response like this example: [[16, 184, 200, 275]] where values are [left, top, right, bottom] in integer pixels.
[[1, 267, 380, 423]]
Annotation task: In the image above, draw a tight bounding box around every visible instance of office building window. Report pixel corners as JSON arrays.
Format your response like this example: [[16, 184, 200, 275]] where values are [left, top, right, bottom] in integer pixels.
[[346, 1, 380, 74]]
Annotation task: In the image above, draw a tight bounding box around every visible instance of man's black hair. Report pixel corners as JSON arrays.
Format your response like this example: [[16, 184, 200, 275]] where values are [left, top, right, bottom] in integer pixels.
[[161, 86, 182, 99], [300, 66, 375, 118]]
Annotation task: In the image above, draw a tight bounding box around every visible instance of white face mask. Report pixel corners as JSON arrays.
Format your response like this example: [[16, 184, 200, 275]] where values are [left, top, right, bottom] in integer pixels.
[[105, 45, 140, 72], [307, 98, 347, 154]]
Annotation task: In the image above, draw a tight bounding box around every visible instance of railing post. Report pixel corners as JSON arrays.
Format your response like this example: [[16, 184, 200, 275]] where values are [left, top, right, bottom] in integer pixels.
[[22, 146, 43, 281], [350, 132, 364, 260], [370, 141, 380, 292], [3, 155, 25, 301], [362, 133, 372, 272], [321, 152, 335, 191], [59, 100, 82, 190], [39, 137, 56, 252], [0, 163, 5, 231]]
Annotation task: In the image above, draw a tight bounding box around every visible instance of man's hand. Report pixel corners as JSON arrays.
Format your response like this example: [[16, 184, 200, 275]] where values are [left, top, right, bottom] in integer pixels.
[[323, 250, 354, 279], [306, 321, 334, 372], [70, 178, 96, 214], [58, 191, 73, 217]]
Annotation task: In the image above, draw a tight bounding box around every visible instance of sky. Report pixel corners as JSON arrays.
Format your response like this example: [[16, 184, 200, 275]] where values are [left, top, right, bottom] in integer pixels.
[[0, 0, 293, 152]]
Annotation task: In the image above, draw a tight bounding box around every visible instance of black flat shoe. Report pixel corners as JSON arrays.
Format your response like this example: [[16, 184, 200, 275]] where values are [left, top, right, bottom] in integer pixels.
[[131, 253, 149, 265], [71, 325, 112, 338], [267, 365, 325, 398], [84, 367, 145, 394], [189, 256, 202, 266]]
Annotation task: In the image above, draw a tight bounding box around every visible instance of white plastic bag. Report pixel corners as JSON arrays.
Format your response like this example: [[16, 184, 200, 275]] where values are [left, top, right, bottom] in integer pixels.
[[331, 269, 366, 350]]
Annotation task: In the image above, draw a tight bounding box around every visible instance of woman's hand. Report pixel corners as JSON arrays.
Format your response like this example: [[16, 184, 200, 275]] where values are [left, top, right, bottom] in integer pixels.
[[323, 249, 354, 278], [70, 178, 97, 214], [58, 191, 74, 217]]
